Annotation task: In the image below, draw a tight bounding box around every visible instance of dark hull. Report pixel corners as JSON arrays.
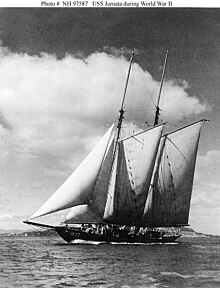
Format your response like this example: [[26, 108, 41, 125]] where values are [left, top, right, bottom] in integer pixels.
[[55, 226, 181, 244]]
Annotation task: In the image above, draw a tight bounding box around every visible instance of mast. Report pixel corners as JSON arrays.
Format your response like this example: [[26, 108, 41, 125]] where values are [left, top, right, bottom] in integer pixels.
[[116, 51, 134, 143], [153, 50, 169, 126], [103, 52, 134, 221]]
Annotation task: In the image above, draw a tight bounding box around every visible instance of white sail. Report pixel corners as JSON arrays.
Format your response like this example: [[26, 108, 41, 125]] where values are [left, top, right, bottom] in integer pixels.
[[120, 122, 144, 140], [89, 139, 115, 217], [143, 137, 166, 226], [143, 121, 203, 226], [103, 144, 119, 221], [30, 124, 114, 219], [65, 205, 101, 223], [65, 137, 115, 223], [104, 124, 164, 225], [103, 122, 145, 222]]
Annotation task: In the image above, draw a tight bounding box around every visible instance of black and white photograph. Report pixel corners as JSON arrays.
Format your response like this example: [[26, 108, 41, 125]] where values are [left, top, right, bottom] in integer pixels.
[[0, 1, 220, 287]]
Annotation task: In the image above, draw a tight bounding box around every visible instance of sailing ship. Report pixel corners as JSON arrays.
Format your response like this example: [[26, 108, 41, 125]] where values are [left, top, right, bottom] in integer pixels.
[[24, 51, 207, 244]]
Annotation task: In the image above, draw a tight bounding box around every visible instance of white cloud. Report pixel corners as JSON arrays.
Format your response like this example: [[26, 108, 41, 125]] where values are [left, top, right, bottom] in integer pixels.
[[190, 150, 220, 234], [0, 214, 18, 221], [0, 48, 208, 176]]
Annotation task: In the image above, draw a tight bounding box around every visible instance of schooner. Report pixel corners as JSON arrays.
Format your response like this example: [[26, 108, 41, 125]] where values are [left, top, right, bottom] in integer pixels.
[[24, 51, 207, 243]]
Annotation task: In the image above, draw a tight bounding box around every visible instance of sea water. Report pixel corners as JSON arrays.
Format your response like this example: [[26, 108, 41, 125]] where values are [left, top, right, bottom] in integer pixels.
[[0, 234, 220, 287]]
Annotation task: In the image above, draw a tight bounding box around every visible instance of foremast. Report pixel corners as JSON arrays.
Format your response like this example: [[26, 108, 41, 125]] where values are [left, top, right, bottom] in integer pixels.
[[115, 51, 134, 144], [103, 52, 134, 220], [153, 50, 169, 126]]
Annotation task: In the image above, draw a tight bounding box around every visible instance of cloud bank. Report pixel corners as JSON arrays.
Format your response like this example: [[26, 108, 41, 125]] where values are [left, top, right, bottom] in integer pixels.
[[0, 46, 210, 229], [190, 150, 220, 234]]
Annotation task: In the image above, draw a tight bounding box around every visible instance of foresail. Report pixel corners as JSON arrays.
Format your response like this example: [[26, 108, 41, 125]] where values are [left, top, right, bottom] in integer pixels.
[[104, 124, 164, 225], [103, 122, 145, 222], [30, 124, 114, 219], [64, 205, 101, 223], [120, 122, 144, 140], [143, 121, 203, 226]]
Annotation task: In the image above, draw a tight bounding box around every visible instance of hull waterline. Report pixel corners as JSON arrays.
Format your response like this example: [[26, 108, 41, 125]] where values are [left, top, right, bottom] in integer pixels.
[[55, 226, 181, 244], [23, 221, 181, 244]]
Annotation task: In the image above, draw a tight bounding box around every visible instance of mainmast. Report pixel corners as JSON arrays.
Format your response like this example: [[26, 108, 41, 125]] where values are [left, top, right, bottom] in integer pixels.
[[153, 50, 169, 126], [115, 51, 134, 143]]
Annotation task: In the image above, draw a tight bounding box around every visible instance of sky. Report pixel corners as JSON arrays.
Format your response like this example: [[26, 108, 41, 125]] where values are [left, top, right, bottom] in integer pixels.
[[0, 7, 219, 235]]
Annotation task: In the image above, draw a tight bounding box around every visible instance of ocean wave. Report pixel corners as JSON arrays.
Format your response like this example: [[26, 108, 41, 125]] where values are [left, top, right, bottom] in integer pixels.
[[160, 271, 192, 279]]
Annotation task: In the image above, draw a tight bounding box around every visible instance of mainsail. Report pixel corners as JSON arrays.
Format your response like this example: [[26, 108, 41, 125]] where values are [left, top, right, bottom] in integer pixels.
[[30, 124, 114, 219], [143, 120, 203, 227]]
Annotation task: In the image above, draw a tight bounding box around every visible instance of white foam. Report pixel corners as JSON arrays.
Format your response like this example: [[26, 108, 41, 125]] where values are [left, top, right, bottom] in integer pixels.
[[71, 239, 103, 245], [160, 272, 192, 279], [71, 239, 178, 245]]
